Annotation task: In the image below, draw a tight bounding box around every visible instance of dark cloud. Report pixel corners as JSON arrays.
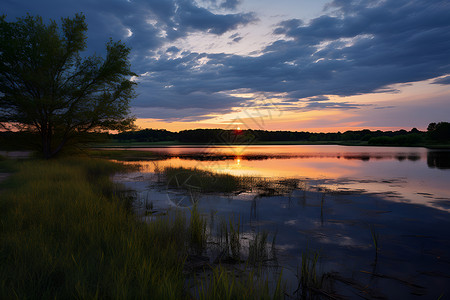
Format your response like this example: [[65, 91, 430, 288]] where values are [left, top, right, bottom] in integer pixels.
[[175, 1, 255, 35], [431, 75, 450, 85], [4, 0, 450, 122], [3, 0, 255, 54], [307, 96, 330, 102], [228, 32, 242, 43], [166, 46, 181, 53], [220, 0, 242, 10], [132, 0, 450, 120], [301, 102, 370, 111]]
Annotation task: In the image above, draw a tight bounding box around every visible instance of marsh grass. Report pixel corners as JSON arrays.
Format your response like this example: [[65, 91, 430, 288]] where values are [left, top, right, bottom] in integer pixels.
[[0, 158, 283, 299], [0, 158, 188, 299], [370, 225, 380, 261], [164, 167, 243, 193], [189, 204, 208, 255], [217, 216, 242, 262], [295, 249, 324, 299], [163, 166, 302, 197], [196, 265, 284, 300]]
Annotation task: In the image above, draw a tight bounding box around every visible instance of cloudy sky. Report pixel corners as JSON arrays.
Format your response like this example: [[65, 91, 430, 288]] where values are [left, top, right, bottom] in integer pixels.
[[4, 0, 450, 131]]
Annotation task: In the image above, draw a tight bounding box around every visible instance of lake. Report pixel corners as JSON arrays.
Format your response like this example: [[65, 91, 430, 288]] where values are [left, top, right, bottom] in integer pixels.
[[114, 145, 450, 299]]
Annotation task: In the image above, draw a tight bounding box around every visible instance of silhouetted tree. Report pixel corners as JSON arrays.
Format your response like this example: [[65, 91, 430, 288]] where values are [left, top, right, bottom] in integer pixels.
[[0, 14, 136, 158], [427, 122, 450, 141]]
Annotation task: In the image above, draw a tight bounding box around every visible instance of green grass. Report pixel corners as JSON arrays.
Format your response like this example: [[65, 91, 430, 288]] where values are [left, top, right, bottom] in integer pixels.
[[0, 158, 188, 299], [0, 157, 284, 299], [164, 167, 245, 193], [163, 166, 301, 197], [196, 266, 284, 300]]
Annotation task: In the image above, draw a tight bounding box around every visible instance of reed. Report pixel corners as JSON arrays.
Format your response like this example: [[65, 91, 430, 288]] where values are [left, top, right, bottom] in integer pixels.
[[295, 249, 322, 298], [189, 204, 208, 255], [218, 216, 242, 261], [196, 265, 284, 300], [0, 158, 286, 298], [164, 166, 243, 193], [370, 225, 380, 261], [248, 231, 269, 264], [0, 158, 187, 299]]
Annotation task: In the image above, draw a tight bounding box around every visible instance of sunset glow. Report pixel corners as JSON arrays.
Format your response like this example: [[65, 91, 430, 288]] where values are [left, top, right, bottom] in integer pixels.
[[5, 0, 449, 133]]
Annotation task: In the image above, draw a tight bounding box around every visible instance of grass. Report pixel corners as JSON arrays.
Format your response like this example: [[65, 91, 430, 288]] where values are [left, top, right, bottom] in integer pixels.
[[0, 157, 284, 299], [163, 166, 301, 197], [164, 167, 245, 193], [196, 265, 284, 300], [0, 158, 187, 299], [189, 204, 208, 255], [370, 225, 380, 261], [217, 216, 242, 262], [295, 249, 322, 299]]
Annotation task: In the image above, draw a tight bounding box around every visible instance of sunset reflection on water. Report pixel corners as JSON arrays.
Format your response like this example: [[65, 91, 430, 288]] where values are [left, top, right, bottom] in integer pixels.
[[116, 145, 450, 211]]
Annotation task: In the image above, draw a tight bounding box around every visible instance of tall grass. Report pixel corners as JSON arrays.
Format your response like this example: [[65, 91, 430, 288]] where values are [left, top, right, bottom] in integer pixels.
[[196, 266, 284, 300], [0, 158, 284, 299], [164, 167, 243, 193], [163, 166, 302, 196], [0, 158, 186, 299], [295, 249, 323, 299], [217, 216, 242, 262], [189, 204, 208, 255]]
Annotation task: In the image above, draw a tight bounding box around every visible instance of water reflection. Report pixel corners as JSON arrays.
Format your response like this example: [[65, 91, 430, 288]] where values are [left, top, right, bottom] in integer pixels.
[[427, 150, 450, 169], [117, 145, 450, 212], [114, 145, 450, 298]]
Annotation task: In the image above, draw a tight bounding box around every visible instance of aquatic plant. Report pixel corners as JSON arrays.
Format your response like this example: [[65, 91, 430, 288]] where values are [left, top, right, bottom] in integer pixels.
[[370, 225, 380, 261], [189, 204, 208, 255], [0, 158, 288, 299], [294, 249, 323, 299], [196, 265, 284, 300], [248, 231, 270, 265], [218, 216, 242, 262]]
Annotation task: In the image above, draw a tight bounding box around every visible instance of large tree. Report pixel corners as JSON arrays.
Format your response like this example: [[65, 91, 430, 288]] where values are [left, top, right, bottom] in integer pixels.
[[0, 14, 136, 158]]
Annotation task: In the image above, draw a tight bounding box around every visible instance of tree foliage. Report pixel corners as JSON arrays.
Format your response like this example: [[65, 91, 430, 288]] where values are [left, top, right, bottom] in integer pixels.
[[427, 122, 450, 141], [0, 14, 136, 158]]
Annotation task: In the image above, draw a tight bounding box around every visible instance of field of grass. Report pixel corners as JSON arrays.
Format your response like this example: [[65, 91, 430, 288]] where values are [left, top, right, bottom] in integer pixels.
[[0, 157, 283, 299]]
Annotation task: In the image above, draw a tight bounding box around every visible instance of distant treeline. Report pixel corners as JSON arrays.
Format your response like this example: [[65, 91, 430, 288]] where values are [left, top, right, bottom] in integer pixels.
[[1, 122, 449, 148], [110, 122, 450, 145]]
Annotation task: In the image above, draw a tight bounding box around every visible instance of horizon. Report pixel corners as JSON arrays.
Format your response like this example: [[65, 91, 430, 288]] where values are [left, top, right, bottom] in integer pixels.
[[4, 0, 450, 132]]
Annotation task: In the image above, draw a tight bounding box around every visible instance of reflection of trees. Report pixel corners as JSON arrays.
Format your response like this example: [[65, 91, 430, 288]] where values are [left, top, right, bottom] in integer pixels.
[[147, 153, 426, 162], [427, 151, 450, 169]]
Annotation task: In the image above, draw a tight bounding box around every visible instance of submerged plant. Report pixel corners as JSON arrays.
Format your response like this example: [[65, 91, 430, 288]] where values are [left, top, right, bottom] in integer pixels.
[[370, 225, 380, 261]]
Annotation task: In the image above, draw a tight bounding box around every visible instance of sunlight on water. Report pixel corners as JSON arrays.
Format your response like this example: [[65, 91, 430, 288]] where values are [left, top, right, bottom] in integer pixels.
[[118, 145, 450, 212]]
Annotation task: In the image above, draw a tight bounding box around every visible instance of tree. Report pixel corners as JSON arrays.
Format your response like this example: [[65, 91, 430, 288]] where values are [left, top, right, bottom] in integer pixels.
[[0, 14, 136, 158], [427, 122, 450, 141]]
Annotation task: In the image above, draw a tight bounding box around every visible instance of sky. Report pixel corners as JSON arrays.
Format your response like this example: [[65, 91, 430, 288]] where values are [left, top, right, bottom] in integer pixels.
[[3, 0, 450, 132]]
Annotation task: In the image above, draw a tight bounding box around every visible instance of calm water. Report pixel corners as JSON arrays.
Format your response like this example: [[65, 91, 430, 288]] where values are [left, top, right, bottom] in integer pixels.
[[120, 145, 450, 212], [115, 145, 450, 299]]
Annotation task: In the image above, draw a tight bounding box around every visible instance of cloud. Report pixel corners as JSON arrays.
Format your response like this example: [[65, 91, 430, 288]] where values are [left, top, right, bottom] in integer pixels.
[[130, 0, 450, 120], [220, 0, 242, 10], [431, 75, 450, 85], [307, 96, 330, 102], [302, 102, 370, 110], [4, 0, 450, 122], [3, 0, 256, 54]]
